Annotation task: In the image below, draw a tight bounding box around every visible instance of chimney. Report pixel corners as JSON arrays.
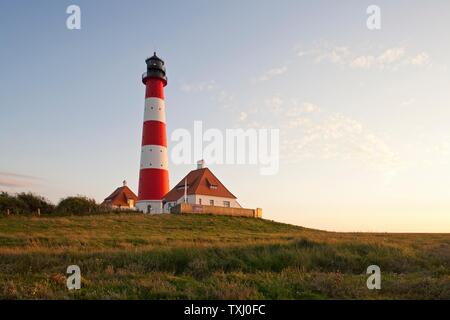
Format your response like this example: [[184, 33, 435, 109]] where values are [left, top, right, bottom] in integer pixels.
[[197, 159, 205, 169], [123, 180, 127, 187]]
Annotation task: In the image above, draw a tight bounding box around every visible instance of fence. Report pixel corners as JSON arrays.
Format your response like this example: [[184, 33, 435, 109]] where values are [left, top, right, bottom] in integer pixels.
[[171, 203, 262, 218]]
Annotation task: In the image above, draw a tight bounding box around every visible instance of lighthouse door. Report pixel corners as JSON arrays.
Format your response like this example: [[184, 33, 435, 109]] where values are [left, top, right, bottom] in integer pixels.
[[147, 205, 152, 213]]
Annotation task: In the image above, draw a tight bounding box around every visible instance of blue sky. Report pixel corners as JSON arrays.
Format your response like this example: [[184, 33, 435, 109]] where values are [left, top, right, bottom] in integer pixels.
[[1, 1, 450, 232]]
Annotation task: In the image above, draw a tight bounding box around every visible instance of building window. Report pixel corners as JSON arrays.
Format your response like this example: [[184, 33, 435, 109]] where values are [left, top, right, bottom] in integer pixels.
[[223, 201, 230, 208], [209, 200, 214, 206], [199, 198, 202, 205]]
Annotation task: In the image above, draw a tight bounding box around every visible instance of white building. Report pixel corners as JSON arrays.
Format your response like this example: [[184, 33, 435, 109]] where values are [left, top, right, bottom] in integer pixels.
[[163, 161, 241, 212]]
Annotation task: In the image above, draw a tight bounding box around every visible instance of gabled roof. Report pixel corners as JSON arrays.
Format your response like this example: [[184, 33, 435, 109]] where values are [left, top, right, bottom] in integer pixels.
[[103, 185, 138, 207], [164, 168, 237, 202]]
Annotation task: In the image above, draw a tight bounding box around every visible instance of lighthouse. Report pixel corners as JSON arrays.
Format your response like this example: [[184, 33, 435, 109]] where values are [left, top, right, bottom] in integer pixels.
[[136, 53, 169, 214]]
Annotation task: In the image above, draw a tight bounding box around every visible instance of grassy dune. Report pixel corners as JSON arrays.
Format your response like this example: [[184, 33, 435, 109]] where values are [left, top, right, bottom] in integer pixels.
[[0, 213, 449, 299]]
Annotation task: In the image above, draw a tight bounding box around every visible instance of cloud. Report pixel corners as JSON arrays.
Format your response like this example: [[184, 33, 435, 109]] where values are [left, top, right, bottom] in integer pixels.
[[400, 98, 416, 106], [300, 102, 319, 113], [285, 101, 320, 120], [0, 172, 40, 180], [257, 66, 288, 81], [0, 179, 29, 188], [280, 111, 398, 166], [180, 80, 216, 93], [314, 46, 351, 65], [298, 45, 432, 71], [237, 97, 398, 167], [265, 96, 284, 113], [412, 134, 450, 166], [433, 140, 450, 157], [349, 55, 375, 69], [377, 47, 405, 64], [180, 80, 239, 112], [348, 47, 423, 70], [238, 112, 248, 122], [408, 52, 431, 66], [216, 90, 235, 109], [0, 172, 41, 189]]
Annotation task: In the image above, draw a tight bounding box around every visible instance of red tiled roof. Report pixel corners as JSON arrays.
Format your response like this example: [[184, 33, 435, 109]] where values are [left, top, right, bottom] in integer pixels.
[[163, 168, 237, 202], [103, 186, 138, 207]]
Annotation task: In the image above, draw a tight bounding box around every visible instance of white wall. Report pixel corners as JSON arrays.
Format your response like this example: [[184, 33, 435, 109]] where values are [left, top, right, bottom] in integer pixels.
[[163, 194, 241, 212], [136, 200, 163, 214], [193, 195, 241, 208]]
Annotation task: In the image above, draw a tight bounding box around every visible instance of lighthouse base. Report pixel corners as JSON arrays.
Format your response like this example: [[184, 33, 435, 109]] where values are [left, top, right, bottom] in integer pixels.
[[136, 200, 164, 214]]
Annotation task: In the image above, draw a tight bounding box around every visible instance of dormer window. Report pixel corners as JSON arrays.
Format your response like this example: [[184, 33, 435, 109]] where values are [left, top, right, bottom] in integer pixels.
[[206, 178, 218, 190]]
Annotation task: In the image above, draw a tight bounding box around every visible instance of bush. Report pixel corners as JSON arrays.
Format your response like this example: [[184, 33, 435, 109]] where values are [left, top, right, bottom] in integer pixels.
[[56, 196, 99, 215], [0, 192, 55, 215], [0, 192, 111, 216], [0, 192, 27, 215], [17, 192, 55, 214]]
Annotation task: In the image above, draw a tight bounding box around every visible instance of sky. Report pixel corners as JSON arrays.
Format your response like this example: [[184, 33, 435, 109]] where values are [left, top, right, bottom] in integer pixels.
[[1, 0, 450, 232]]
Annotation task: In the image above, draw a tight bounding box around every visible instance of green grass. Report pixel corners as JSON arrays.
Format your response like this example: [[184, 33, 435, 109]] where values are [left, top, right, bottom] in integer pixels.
[[0, 213, 449, 299]]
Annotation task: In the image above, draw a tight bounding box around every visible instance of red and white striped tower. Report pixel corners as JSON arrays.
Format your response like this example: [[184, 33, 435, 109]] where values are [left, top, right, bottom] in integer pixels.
[[136, 53, 169, 213]]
